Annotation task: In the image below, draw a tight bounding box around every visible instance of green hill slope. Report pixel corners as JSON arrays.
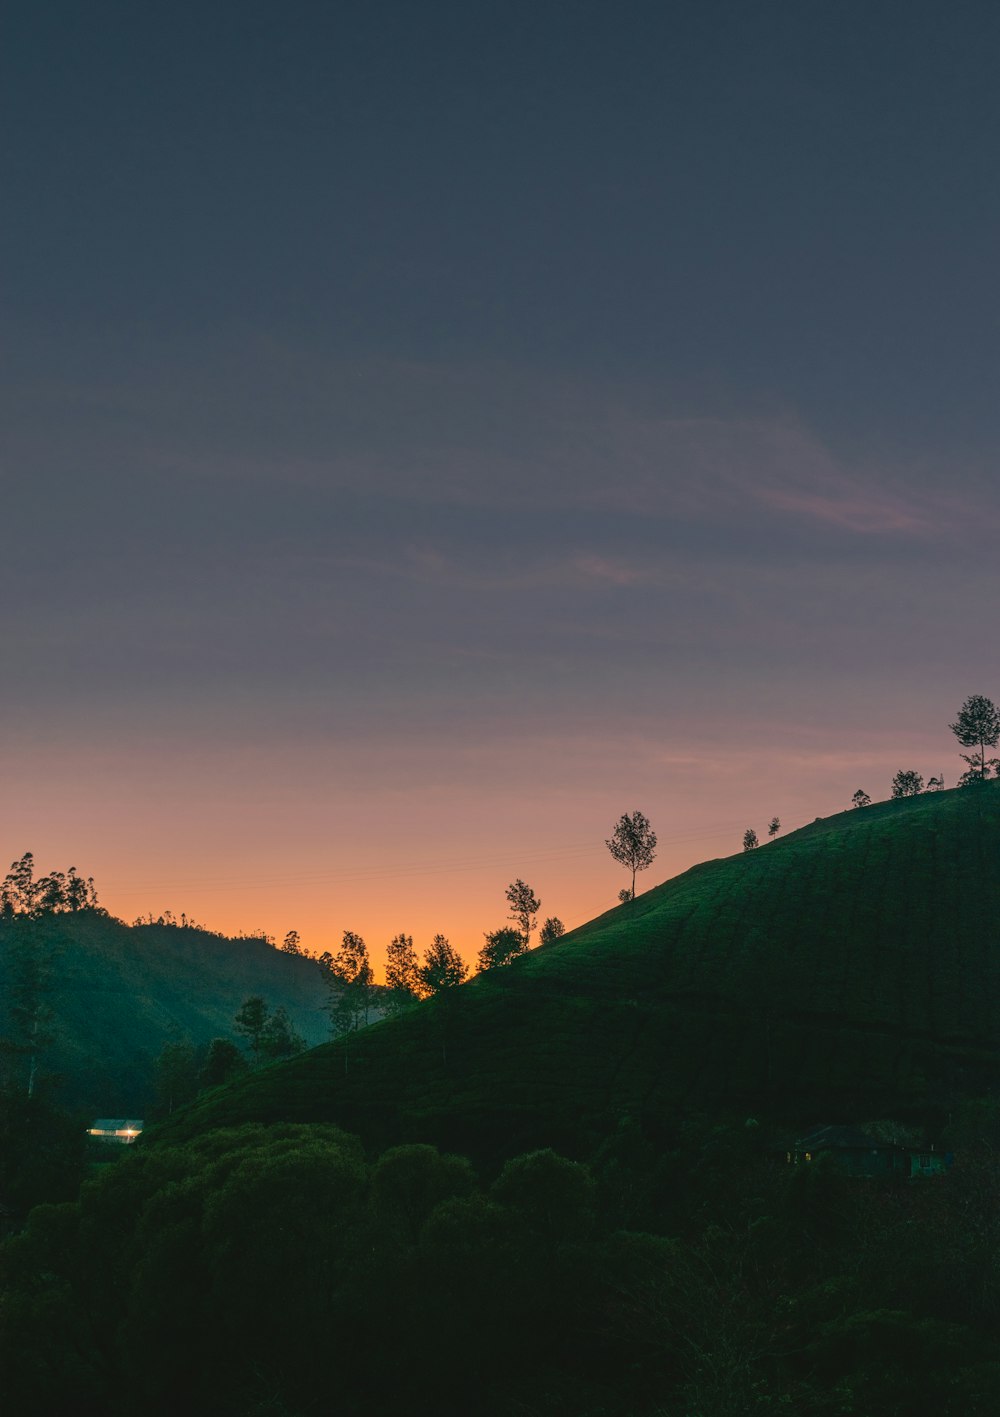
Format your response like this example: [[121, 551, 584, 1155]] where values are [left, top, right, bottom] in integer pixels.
[[153, 783, 1000, 1158], [0, 914, 329, 1112]]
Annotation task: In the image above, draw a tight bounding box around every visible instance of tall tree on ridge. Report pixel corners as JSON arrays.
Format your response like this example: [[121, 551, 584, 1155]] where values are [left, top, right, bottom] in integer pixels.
[[420, 935, 468, 995], [478, 927, 526, 973], [606, 811, 657, 900], [539, 917, 565, 945], [505, 879, 541, 949], [324, 930, 374, 1033], [950, 694, 1000, 783], [385, 933, 424, 1010]]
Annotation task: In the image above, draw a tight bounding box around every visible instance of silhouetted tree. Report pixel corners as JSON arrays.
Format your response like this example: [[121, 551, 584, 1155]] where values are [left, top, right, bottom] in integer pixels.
[[260, 1006, 305, 1062], [852, 789, 872, 808], [950, 694, 1000, 783], [927, 775, 945, 791], [768, 817, 780, 838], [200, 1037, 247, 1089], [478, 927, 526, 972], [538, 917, 565, 945], [606, 811, 657, 899], [1, 854, 37, 917], [281, 930, 302, 954], [743, 828, 758, 851], [505, 879, 541, 948], [618, 887, 633, 904], [891, 769, 924, 798], [323, 930, 374, 1033], [384, 932, 424, 1010], [234, 996, 270, 1068], [419, 935, 468, 994]]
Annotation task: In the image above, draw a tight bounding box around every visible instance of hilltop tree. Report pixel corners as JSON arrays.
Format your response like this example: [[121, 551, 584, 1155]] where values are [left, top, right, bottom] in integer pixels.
[[420, 935, 468, 994], [478, 927, 526, 973], [505, 879, 541, 949], [768, 817, 780, 838], [891, 769, 924, 798], [743, 828, 759, 852], [281, 930, 302, 954], [385, 933, 424, 1011], [323, 930, 374, 1034], [950, 694, 1000, 783], [0, 854, 99, 918], [617, 887, 633, 904], [605, 811, 657, 900], [539, 917, 565, 945], [852, 789, 872, 808]]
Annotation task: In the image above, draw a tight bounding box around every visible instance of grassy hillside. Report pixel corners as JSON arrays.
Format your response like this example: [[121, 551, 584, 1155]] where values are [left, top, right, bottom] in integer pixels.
[[0, 914, 329, 1112], [153, 783, 1000, 1159]]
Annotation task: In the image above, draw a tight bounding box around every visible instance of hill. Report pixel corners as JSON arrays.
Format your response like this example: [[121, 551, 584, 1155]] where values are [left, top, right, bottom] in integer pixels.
[[0, 913, 330, 1112], [153, 783, 1000, 1160]]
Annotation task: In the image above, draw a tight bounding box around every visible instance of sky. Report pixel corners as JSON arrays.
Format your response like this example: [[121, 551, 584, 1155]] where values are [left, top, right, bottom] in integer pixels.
[[3, 1, 999, 969]]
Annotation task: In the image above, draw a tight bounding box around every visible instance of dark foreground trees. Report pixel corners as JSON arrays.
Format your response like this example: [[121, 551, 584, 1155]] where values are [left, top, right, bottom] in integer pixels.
[[6, 1120, 1000, 1417]]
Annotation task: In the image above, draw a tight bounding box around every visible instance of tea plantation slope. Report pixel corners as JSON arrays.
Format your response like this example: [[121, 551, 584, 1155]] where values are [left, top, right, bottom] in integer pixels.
[[153, 784, 1000, 1158]]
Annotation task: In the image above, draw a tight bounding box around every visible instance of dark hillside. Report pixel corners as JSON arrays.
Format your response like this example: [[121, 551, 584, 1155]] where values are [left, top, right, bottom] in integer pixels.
[[154, 784, 1000, 1160], [0, 914, 329, 1112]]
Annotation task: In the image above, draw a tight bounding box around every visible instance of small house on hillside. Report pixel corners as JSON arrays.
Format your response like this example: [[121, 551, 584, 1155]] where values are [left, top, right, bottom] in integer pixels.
[[87, 1119, 144, 1145], [788, 1125, 950, 1179]]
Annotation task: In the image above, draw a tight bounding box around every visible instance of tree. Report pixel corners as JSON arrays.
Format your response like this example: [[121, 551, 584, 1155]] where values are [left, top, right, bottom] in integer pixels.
[[538, 917, 565, 945], [323, 930, 374, 1033], [891, 769, 924, 798], [605, 811, 657, 899], [281, 930, 302, 954], [384, 933, 424, 1011], [477, 927, 526, 973], [617, 887, 633, 904], [200, 1038, 246, 1089], [505, 879, 541, 949], [0, 922, 55, 1098], [767, 817, 780, 838], [743, 828, 758, 852], [419, 935, 468, 995], [950, 694, 1000, 783], [234, 996, 270, 1068], [852, 789, 872, 808], [260, 1006, 305, 1062], [153, 1041, 199, 1115], [927, 775, 945, 791]]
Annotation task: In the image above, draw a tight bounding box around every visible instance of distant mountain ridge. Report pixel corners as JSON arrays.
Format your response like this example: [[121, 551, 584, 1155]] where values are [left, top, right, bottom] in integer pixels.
[[0, 913, 329, 1112], [153, 781, 1000, 1159]]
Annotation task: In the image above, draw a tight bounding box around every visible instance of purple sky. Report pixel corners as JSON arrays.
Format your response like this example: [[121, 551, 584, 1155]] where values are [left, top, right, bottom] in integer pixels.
[[3, 2, 998, 963]]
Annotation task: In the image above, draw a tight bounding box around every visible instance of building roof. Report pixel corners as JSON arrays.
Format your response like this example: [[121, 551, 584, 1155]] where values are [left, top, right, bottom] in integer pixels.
[[793, 1124, 892, 1152]]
